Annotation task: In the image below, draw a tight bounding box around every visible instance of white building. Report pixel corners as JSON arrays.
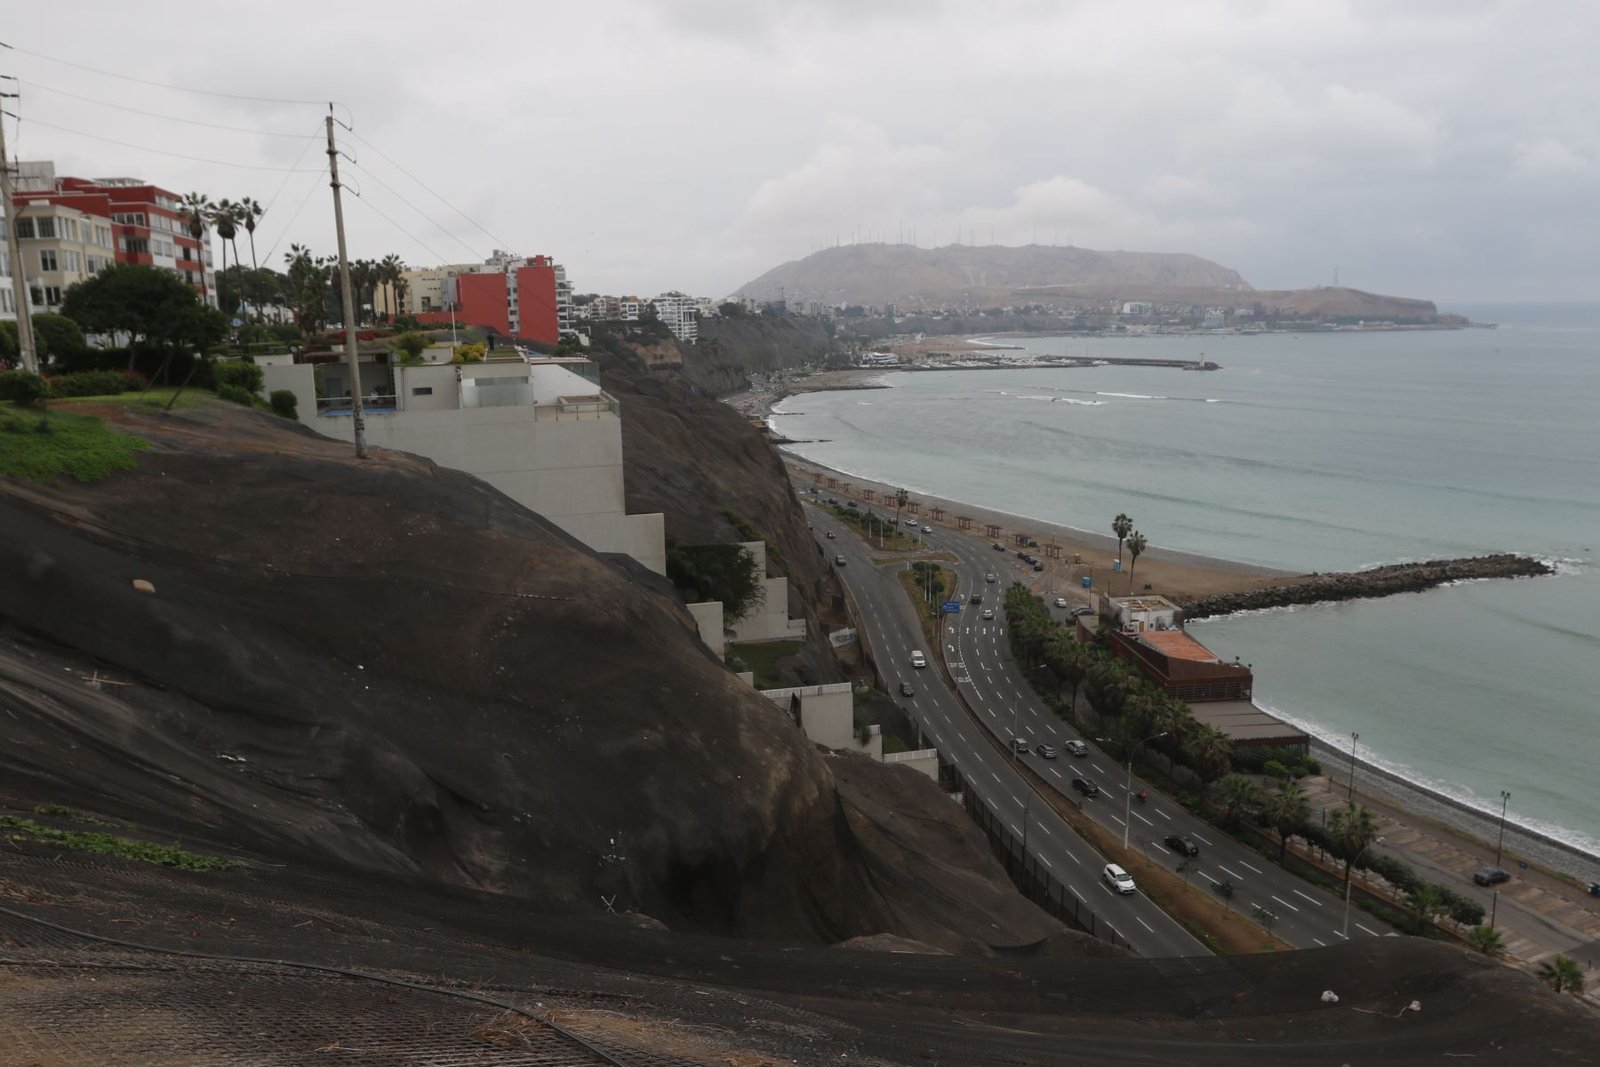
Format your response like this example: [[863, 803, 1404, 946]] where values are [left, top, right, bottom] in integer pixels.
[[760, 682, 881, 760], [0, 219, 15, 323], [653, 292, 699, 343]]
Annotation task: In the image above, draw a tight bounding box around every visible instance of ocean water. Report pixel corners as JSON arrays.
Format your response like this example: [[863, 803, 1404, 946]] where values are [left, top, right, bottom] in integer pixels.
[[772, 307, 1600, 855]]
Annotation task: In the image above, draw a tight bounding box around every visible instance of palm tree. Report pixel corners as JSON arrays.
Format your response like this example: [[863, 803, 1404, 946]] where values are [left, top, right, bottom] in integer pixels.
[[1465, 924, 1504, 956], [894, 487, 909, 531], [1216, 773, 1263, 828], [238, 197, 265, 269], [1536, 955, 1585, 995], [1261, 779, 1311, 860], [183, 192, 213, 303], [210, 200, 240, 308], [380, 254, 405, 321], [1126, 529, 1148, 591], [1327, 802, 1378, 895], [1112, 513, 1133, 569], [1185, 725, 1233, 794], [1406, 885, 1445, 927]]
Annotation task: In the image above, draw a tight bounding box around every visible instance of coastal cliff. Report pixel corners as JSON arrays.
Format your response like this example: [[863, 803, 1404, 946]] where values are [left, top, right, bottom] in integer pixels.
[[1178, 554, 1553, 619]]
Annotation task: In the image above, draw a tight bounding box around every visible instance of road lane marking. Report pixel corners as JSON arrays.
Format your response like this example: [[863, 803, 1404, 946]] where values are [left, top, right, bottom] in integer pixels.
[[1312, 937, 1326, 946], [1217, 864, 1243, 881], [1040, 855, 1053, 869], [1191, 832, 1213, 845], [1048, 768, 1062, 778], [1090, 762, 1106, 774], [1133, 811, 1153, 826], [990, 771, 1001, 783], [1109, 814, 1125, 826], [1037, 824, 1052, 837], [1069, 886, 1085, 902], [1156, 808, 1172, 820], [1240, 861, 1264, 875], [1355, 923, 1380, 937], [1063, 848, 1079, 864], [1010, 823, 1022, 836], [1269, 895, 1301, 913], [1292, 890, 1323, 907]]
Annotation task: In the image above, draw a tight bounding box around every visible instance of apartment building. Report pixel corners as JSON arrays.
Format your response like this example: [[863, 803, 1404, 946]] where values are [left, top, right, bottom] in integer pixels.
[[11, 200, 115, 312], [652, 291, 699, 343], [402, 252, 572, 346]]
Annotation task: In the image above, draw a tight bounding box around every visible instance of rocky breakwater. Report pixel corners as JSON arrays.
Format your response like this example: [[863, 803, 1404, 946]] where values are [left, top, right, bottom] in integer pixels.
[[1179, 554, 1553, 619]]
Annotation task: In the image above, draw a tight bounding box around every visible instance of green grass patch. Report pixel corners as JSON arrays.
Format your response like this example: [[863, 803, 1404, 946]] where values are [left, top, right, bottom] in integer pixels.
[[0, 408, 149, 482], [50, 387, 212, 410], [730, 639, 804, 689], [0, 814, 238, 872]]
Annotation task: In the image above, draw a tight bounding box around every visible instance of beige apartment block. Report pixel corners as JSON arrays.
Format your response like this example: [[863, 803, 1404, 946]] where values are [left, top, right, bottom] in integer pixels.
[[14, 202, 115, 312]]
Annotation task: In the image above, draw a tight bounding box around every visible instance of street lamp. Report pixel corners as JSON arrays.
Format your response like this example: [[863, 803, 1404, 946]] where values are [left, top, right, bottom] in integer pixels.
[[1346, 731, 1360, 800], [1123, 731, 1168, 850], [1495, 790, 1511, 867]]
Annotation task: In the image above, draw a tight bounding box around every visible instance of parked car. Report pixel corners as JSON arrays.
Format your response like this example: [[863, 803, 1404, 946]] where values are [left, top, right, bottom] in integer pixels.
[[1054, 597, 1068, 608], [1035, 743, 1057, 759], [1474, 867, 1511, 886], [1010, 737, 1030, 753], [1164, 834, 1200, 857], [825, 531, 836, 539], [1063, 739, 1088, 756], [992, 542, 1005, 551], [1102, 863, 1136, 894], [1033, 562, 1044, 572], [1072, 777, 1100, 797], [981, 608, 994, 620], [846, 501, 858, 509], [834, 555, 847, 566], [1071, 606, 1095, 617], [921, 524, 932, 533], [899, 682, 915, 697]]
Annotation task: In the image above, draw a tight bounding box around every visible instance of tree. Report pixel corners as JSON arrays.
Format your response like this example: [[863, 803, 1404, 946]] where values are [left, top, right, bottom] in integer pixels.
[[1126, 529, 1148, 591], [1261, 779, 1311, 860], [1216, 773, 1263, 829], [894, 487, 909, 529], [1536, 955, 1585, 995], [1112, 513, 1133, 568], [1465, 925, 1504, 956], [380, 254, 405, 321], [210, 199, 240, 291], [1185, 725, 1233, 792], [666, 543, 766, 623], [238, 197, 264, 270], [284, 245, 332, 336], [29, 313, 88, 369], [1212, 879, 1237, 912], [1327, 802, 1378, 895], [1175, 859, 1195, 891], [1406, 885, 1446, 927], [183, 193, 213, 301], [60, 265, 226, 379]]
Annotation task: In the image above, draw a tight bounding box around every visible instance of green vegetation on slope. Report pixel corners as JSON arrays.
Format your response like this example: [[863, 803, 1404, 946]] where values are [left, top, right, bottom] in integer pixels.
[[0, 408, 149, 482], [0, 814, 237, 872]]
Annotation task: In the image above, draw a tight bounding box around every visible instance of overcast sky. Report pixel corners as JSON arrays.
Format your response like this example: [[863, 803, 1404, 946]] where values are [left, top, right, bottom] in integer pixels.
[[5, 1, 1595, 306]]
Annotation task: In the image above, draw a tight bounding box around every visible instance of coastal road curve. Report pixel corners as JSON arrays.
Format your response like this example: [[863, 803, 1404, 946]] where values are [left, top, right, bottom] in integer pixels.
[[810, 506, 1207, 959], [921, 521, 1398, 949]]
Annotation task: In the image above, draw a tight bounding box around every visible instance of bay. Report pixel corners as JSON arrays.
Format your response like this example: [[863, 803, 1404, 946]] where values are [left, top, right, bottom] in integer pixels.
[[772, 308, 1600, 854]]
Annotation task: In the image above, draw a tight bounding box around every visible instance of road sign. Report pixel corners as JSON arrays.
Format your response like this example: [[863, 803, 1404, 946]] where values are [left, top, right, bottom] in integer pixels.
[[941, 600, 962, 614]]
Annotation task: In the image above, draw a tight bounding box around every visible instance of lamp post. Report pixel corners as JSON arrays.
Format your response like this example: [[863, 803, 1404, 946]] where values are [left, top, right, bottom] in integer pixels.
[[1123, 731, 1168, 851], [1346, 731, 1360, 800], [1495, 790, 1511, 867]]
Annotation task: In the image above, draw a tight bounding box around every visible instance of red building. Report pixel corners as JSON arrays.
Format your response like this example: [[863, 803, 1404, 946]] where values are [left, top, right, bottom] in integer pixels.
[[416, 255, 562, 346]]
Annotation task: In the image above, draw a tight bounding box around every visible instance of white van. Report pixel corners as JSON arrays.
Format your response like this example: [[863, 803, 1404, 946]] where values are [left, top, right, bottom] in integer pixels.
[[910, 650, 927, 669]]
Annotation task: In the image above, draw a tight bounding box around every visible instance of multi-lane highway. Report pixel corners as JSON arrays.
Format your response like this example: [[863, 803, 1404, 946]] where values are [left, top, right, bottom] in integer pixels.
[[810, 495, 1395, 953]]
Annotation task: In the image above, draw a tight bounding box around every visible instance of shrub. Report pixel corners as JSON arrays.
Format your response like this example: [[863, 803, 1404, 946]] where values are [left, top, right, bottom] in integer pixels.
[[1448, 894, 1485, 927], [47, 370, 129, 398], [215, 383, 258, 407], [394, 331, 430, 364], [450, 342, 486, 364], [213, 359, 265, 394], [0, 369, 51, 406], [1366, 853, 1421, 893], [269, 389, 299, 419], [1262, 759, 1290, 780]]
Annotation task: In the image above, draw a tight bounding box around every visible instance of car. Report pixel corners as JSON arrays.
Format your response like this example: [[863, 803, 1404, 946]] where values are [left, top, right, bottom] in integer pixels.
[[1071, 606, 1095, 617], [825, 531, 837, 539], [1035, 743, 1057, 759], [1016, 550, 1027, 559], [827, 497, 838, 505], [1054, 597, 1068, 608], [992, 542, 1005, 551], [985, 573, 997, 583], [1033, 562, 1045, 572], [970, 593, 982, 605], [834, 555, 847, 566], [846, 501, 858, 509], [921, 524, 932, 533], [981, 608, 994, 619], [1063, 739, 1088, 756], [899, 682, 915, 697], [910, 650, 927, 668], [1474, 867, 1511, 887], [887, 517, 898, 526], [1072, 776, 1100, 797], [1164, 834, 1200, 857], [1102, 863, 1136, 894], [1010, 737, 1030, 753]]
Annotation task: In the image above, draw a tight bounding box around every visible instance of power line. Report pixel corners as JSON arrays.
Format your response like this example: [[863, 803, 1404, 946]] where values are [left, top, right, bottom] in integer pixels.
[[262, 164, 328, 265], [347, 128, 512, 252], [20, 117, 322, 172], [258, 125, 326, 222], [1, 41, 331, 109], [17, 79, 315, 138], [344, 184, 454, 269], [344, 156, 482, 262]]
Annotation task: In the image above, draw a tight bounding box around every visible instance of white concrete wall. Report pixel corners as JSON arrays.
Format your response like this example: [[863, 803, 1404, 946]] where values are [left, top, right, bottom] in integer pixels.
[[261, 364, 316, 425], [761, 682, 863, 751], [882, 748, 941, 781], [726, 542, 807, 645], [687, 601, 725, 657]]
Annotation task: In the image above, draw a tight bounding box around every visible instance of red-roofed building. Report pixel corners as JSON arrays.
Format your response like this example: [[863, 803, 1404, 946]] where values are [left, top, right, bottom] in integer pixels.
[[1104, 595, 1254, 704]]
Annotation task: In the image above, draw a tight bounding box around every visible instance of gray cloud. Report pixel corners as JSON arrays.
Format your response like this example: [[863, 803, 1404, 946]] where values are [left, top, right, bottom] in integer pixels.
[[4, 0, 1595, 303]]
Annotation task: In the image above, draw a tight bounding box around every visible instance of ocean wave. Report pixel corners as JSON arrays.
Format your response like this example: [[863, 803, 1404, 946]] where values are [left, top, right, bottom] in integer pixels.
[[1096, 391, 1168, 400]]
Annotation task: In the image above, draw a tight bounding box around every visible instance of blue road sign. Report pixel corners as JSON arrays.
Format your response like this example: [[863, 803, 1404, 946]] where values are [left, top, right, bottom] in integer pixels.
[[941, 600, 962, 614]]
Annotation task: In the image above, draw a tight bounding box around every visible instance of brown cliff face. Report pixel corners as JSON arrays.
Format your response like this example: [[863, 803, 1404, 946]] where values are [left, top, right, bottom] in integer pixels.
[[0, 404, 867, 939]]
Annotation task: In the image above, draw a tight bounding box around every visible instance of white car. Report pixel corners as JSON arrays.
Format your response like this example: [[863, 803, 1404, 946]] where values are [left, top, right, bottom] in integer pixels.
[[1054, 597, 1068, 608], [981, 608, 994, 620], [922, 525, 932, 534], [1103, 863, 1136, 895], [1063, 739, 1088, 756]]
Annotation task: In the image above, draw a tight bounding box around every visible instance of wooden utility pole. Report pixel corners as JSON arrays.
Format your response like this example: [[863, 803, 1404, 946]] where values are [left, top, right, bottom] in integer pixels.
[[0, 78, 39, 373], [325, 108, 367, 458]]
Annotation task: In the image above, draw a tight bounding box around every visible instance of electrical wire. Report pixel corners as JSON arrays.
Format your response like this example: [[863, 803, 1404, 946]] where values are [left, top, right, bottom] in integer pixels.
[[1, 42, 332, 110], [347, 128, 513, 253], [257, 125, 327, 223], [17, 79, 316, 138], [262, 164, 329, 265], [344, 182, 457, 268], [344, 157, 482, 262], [19, 117, 323, 172]]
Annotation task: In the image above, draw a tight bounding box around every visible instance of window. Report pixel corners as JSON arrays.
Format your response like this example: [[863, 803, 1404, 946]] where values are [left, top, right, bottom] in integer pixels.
[[411, 386, 434, 396], [39, 249, 58, 272], [62, 219, 78, 242], [64, 250, 82, 273], [35, 218, 56, 239], [121, 237, 150, 255], [0, 290, 12, 314], [44, 286, 63, 306], [15, 218, 35, 239]]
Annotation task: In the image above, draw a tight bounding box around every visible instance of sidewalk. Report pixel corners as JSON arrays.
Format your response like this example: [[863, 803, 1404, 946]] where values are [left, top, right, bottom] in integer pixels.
[[1301, 770, 1600, 988]]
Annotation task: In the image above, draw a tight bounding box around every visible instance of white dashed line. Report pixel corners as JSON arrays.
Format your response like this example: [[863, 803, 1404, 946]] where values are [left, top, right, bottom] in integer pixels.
[[1090, 763, 1106, 774], [1191, 832, 1213, 845], [1133, 811, 1153, 826], [1355, 923, 1380, 937], [1040, 855, 1053, 869], [1062, 848, 1079, 864], [1269, 895, 1301, 913], [990, 771, 1000, 783], [1156, 808, 1172, 820], [1312, 937, 1327, 947], [1217, 865, 1243, 881], [1069, 886, 1085, 903], [1137, 917, 1154, 933], [1292, 890, 1323, 907], [1239, 861, 1264, 875]]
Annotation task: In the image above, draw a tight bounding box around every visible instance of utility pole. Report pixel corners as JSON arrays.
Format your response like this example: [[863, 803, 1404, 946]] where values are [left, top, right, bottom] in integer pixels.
[[0, 77, 39, 373], [326, 108, 366, 459]]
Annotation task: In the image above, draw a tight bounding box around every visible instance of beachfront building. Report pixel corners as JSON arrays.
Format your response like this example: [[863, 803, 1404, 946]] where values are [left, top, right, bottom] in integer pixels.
[[1104, 594, 1307, 751], [651, 291, 699, 343]]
